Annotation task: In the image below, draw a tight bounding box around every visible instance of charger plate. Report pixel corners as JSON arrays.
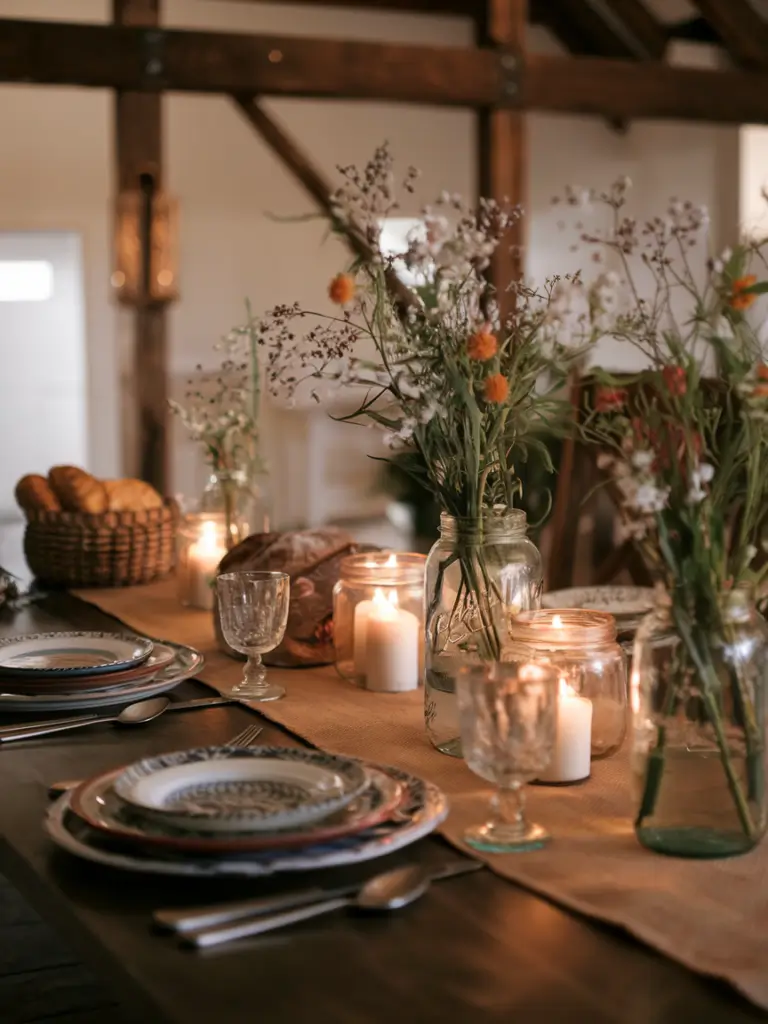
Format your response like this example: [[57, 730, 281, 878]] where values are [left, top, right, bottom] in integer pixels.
[[0, 642, 203, 712], [112, 746, 369, 834], [0, 643, 176, 696], [46, 765, 448, 876], [70, 764, 402, 852], [0, 632, 153, 678]]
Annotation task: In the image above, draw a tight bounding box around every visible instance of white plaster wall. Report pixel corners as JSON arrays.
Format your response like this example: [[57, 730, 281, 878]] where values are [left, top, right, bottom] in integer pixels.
[[0, 2, 741, 526]]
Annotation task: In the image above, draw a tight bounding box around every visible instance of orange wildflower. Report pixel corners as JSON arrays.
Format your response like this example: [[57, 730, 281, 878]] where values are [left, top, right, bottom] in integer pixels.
[[730, 275, 757, 311], [467, 329, 498, 362], [484, 373, 509, 404], [752, 384, 768, 398], [757, 363, 768, 381], [328, 273, 355, 306]]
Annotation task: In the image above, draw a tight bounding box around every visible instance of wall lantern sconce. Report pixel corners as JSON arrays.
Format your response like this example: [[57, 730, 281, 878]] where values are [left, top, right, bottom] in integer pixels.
[[112, 172, 178, 306]]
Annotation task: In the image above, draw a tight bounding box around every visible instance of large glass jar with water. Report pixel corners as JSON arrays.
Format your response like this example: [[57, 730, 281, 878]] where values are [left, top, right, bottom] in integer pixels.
[[631, 587, 768, 858], [424, 509, 543, 756]]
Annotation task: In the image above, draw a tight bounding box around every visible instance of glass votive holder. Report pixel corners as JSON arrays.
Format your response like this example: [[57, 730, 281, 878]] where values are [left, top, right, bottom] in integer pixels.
[[333, 551, 426, 692], [507, 609, 628, 763], [177, 513, 229, 611]]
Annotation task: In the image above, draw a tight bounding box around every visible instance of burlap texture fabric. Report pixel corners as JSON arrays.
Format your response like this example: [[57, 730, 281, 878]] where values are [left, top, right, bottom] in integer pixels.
[[74, 579, 768, 1010]]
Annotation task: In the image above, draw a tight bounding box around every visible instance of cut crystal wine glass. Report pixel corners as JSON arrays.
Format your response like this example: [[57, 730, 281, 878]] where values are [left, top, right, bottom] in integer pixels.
[[216, 571, 290, 702], [457, 659, 558, 852]]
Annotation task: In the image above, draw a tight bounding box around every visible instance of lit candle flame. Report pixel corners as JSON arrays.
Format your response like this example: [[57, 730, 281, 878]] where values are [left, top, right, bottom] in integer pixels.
[[197, 520, 221, 555], [558, 676, 577, 699], [372, 587, 399, 620], [384, 553, 398, 567], [552, 613, 564, 630]]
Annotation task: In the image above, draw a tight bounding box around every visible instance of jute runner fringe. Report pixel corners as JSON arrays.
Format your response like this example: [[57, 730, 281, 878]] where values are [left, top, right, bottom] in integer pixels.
[[74, 579, 768, 1010]]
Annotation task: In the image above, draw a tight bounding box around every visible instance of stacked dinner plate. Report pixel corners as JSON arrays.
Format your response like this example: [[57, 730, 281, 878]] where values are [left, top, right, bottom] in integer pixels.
[[0, 631, 204, 712], [45, 745, 449, 877]]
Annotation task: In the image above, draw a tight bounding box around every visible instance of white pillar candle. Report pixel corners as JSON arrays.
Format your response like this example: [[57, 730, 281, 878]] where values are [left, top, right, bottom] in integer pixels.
[[187, 520, 227, 611], [538, 678, 592, 783], [364, 590, 420, 692], [352, 592, 380, 677]]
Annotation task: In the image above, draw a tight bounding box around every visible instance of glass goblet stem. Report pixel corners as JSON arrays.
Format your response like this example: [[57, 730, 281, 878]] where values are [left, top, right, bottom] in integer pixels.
[[233, 652, 286, 703], [242, 653, 266, 692], [488, 784, 526, 839]]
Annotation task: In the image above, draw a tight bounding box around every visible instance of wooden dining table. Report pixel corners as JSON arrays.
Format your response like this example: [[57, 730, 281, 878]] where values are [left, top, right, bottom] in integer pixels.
[[0, 591, 763, 1024]]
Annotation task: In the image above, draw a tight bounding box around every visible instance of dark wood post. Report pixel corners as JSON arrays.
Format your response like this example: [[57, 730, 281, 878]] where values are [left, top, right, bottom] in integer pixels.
[[113, 0, 168, 492], [476, 0, 527, 324]]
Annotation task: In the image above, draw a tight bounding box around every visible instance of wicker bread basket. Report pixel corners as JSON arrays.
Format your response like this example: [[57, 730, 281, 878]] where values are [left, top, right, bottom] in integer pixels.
[[23, 499, 179, 588]]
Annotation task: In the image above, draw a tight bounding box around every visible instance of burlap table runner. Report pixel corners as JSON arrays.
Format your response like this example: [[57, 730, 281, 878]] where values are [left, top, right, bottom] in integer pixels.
[[73, 579, 768, 1010]]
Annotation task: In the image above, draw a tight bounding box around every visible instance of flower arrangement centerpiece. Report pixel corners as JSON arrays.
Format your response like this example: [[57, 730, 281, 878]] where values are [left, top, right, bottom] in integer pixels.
[[255, 144, 589, 754], [570, 179, 768, 857], [170, 305, 268, 547]]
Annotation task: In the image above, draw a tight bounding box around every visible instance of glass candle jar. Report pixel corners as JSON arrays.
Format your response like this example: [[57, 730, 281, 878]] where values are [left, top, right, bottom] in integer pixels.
[[333, 552, 426, 692], [177, 513, 229, 611], [508, 609, 628, 773]]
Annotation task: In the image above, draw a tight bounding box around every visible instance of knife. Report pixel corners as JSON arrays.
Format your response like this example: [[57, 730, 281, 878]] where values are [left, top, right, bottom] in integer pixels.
[[0, 695, 234, 736], [154, 859, 483, 936]]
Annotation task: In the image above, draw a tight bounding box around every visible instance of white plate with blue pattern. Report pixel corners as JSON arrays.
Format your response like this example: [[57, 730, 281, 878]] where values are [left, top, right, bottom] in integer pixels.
[[112, 746, 369, 834], [0, 631, 153, 679], [45, 763, 449, 877]]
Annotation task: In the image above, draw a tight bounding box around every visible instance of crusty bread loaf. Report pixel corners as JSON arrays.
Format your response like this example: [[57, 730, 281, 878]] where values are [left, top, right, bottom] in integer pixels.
[[15, 474, 62, 516], [48, 466, 109, 514], [104, 478, 163, 512]]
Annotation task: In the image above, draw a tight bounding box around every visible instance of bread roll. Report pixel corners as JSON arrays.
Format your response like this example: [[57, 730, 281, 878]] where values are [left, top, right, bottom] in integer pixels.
[[15, 474, 62, 516], [48, 466, 109, 514], [104, 478, 163, 512]]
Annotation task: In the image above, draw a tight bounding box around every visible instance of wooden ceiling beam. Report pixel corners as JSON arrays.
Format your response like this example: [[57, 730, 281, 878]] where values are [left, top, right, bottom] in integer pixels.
[[0, 19, 499, 105], [7, 19, 768, 124], [200, 0, 474, 11], [689, 0, 768, 70], [522, 51, 768, 123]]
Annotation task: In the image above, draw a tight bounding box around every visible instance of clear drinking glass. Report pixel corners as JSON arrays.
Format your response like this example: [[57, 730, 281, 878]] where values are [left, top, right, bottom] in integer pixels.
[[216, 571, 290, 701], [457, 660, 558, 853]]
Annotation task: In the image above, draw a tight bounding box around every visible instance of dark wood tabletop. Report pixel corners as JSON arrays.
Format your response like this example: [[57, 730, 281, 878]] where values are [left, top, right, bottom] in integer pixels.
[[0, 593, 762, 1024]]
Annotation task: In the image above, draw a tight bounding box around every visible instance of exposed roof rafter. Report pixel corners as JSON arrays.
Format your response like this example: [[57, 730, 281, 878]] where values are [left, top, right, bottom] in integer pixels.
[[689, 0, 768, 69]]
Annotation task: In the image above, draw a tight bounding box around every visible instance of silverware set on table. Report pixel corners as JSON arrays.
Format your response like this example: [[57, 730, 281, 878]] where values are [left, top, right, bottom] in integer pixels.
[[0, 632, 457, 948]]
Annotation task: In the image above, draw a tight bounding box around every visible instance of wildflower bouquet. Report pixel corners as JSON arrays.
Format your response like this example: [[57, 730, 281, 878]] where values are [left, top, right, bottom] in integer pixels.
[[572, 179, 768, 851], [169, 305, 266, 544], [256, 145, 589, 680]]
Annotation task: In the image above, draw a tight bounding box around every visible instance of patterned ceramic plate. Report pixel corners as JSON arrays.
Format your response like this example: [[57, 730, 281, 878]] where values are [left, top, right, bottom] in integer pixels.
[[45, 763, 448, 876], [0, 632, 153, 679], [0, 643, 177, 696], [69, 764, 402, 851], [542, 586, 655, 620], [0, 642, 203, 712], [111, 746, 370, 834]]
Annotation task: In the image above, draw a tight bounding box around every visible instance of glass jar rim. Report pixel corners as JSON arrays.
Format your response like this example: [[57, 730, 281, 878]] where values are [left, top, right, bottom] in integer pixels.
[[439, 509, 527, 536], [340, 551, 426, 585], [509, 608, 617, 646]]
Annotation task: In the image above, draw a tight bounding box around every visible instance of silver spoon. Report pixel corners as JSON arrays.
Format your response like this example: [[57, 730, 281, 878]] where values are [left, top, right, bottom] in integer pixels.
[[0, 696, 170, 745], [183, 864, 432, 950]]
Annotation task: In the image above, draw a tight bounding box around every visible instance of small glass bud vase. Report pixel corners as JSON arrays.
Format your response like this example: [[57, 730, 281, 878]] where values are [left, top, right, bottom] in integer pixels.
[[508, 609, 628, 764], [177, 513, 229, 611], [333, 552, 426, 692]]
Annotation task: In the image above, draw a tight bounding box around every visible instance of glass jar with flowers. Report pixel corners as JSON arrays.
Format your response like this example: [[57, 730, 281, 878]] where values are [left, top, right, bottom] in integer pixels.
[[169, 305, 269, 548], [568, 180, 768, 857], [252, 144, 590, 754]]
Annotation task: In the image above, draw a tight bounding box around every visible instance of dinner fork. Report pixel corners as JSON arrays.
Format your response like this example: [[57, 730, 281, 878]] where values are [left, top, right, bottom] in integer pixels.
[[226, 723, 264, 747]]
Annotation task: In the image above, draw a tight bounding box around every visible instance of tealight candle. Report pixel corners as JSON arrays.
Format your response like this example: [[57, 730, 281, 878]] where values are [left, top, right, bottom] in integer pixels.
[[364, 589, 420, 692], [507, 609, 628, 763], [537, 678, 593, 783], [183, 519, 228, 610], [333, 551, 426, 688]]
